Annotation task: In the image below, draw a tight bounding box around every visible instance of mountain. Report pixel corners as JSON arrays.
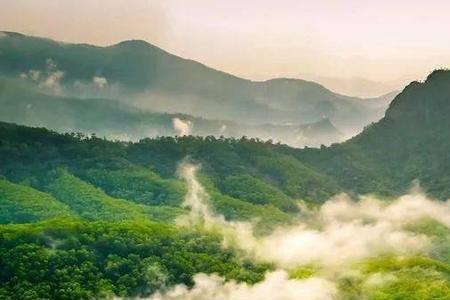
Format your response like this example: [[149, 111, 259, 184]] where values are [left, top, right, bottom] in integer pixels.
[[0, 70, 449, 212], [0, 77, 342, 146], [1, 69, 447, 205], [310, 75, 402, 98], [291, 69, 450, 199], [0, 31, 395, 135], [0, 69, 449, 300]]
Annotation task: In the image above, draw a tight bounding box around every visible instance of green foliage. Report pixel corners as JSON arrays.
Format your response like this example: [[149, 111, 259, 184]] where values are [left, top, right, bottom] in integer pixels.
[[44, 169, 183, 223], [221, 174, 298, 212], [368, 268, 450, 300], [288, 265, 316, 279], [84, 167, 185, 206], [0, 122, 338, 225], [127, 136, 341, 202], [292, 70, 450, 200], [406, 219, 450, 264], [46, 168, 149, 221], [0, 219, 269, 299], [347, 256, 450, 300], [0, 178, 74, 224], [139, 205, 184, 224], [336, 256, 450, 300], [198, 173, 294, 232]]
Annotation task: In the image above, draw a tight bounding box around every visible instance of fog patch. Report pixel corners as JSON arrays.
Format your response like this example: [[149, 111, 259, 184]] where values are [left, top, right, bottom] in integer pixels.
[[41, 70, 64, 91], [19, 59, 65, 94], [172, 118, 192, 136], [20, 70, 42, 81], [18, 59, 121, 98], [362, 272, 397, 290], [92, 76, 108, 89], [176, 163, 256, 250], [148, 271, 336, 300], [220, 124, 227, 133]]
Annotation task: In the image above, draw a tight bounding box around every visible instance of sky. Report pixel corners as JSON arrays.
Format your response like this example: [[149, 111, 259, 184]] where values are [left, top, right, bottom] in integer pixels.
[[2, 0, 450, 96]]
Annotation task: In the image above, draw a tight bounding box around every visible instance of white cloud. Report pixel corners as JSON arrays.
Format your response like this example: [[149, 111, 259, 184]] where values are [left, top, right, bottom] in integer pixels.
[[148, 271, 337, 300], [176, 163, 450, 269], [41, 70, 64, 89], [172, 118, 192, 136], [256, 212, 428, 267], [92, 76, 108, 89]]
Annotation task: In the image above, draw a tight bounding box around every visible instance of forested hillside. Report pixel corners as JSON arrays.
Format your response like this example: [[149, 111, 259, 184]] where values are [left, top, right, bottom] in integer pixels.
[[1, 69, 450, 299], [292, 69, 450, 199], [1, 70, 450, 221]]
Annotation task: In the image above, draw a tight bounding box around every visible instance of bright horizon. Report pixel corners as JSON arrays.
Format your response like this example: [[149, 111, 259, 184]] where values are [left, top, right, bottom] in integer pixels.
[[2, 0, 450, 96]]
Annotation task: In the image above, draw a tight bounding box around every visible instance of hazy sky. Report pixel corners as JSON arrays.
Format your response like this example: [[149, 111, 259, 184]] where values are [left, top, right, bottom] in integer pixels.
[[2, 0, 450, 96]]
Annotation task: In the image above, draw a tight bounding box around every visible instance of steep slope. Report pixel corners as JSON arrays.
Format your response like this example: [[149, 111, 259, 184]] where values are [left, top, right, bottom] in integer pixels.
[[294, 70, 450, 199], [46, 169, 151, 221], [0, 31, 394, 133], [0, 179, 74, 223]]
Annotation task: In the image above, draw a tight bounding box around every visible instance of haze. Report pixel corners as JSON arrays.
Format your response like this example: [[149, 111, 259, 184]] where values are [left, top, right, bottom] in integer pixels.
[[2, 0, 450, 96]]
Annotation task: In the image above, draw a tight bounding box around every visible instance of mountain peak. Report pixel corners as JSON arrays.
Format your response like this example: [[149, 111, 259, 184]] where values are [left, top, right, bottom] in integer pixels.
[[0, 31, 24, 38], [425, 68, 450, 83], [384, 69, 450, 121], [113, 39, 152, 49]]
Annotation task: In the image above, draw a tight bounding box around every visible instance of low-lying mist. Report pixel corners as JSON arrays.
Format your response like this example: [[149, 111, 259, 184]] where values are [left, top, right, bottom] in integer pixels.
[[146, 162, 450, 300]]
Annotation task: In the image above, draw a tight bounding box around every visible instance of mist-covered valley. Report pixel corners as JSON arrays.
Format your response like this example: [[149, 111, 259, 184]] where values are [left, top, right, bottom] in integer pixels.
[[1, 28, 450, 300], [0, 31, 397, 147]]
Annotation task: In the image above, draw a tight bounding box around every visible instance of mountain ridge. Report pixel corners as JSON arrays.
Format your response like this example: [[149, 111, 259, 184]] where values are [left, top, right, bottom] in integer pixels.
[[0, 77, 343, 147], [0, 31, 395, 133], [1, 68, 449, 200]]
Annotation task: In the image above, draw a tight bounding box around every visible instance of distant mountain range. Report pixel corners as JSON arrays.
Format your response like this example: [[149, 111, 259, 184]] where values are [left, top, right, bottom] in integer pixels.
[[0, 31, 396, 142], [0, 77, 343, 147], [307, 75, 403, 98]]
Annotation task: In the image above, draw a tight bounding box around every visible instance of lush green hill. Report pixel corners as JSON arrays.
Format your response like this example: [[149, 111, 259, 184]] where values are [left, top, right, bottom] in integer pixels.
[[0, 219, 269, 299], [0, 178, 74, 224], [46, 168, 151, 221], [291, 69, 450, 199], [0, 122, 301, 228]]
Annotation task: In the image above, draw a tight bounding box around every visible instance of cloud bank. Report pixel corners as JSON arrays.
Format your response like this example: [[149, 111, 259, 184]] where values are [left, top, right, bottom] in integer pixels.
[[255, 191, 448, 268], [177, 163, 449, 269], [149, 271, 336, 300]]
